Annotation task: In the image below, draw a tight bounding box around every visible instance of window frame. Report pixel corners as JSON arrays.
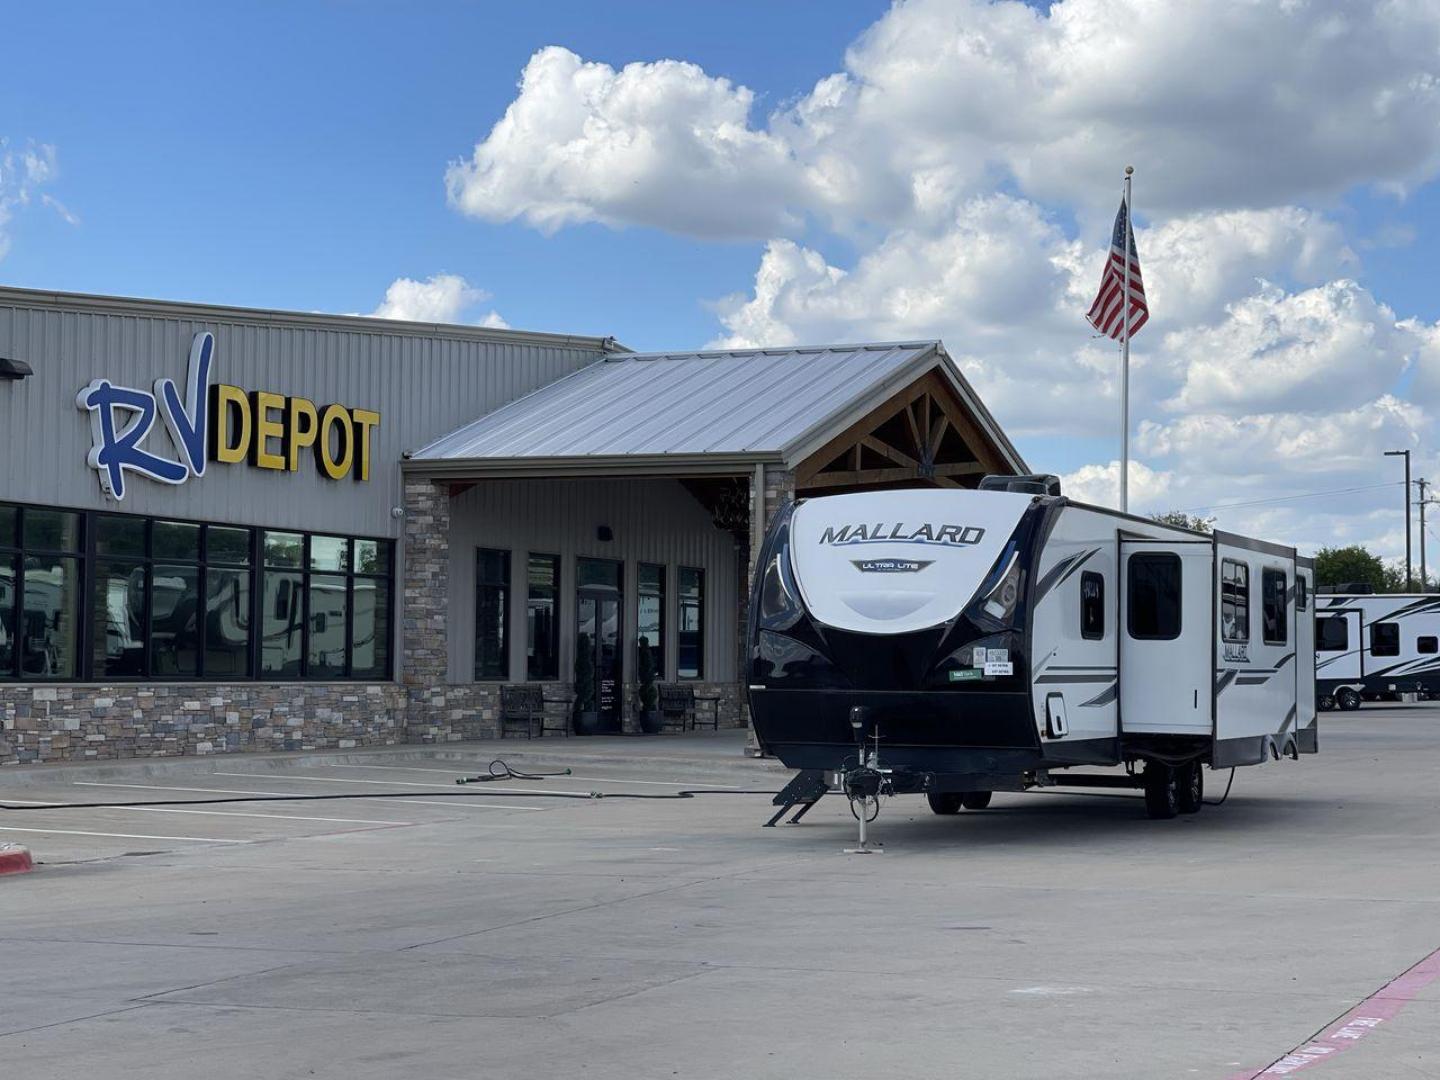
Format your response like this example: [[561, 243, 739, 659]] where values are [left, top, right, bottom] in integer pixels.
[[1126, 552, 1182, 642], [1261, 567, 1288, 646], [1418, 635, 1438, 655], [677, 565, 705, 679], [1079, 570, 1104, 641], [0, 499, 393, 683], [525, 552, 561, 681], [1220, 558, 1249, 645], [1315, 615, 1349, 653], [474, 546, 512, 681], [1371, 621, 1401, 657], [637, 562, 667, 682], [0, 504, 84, 681]]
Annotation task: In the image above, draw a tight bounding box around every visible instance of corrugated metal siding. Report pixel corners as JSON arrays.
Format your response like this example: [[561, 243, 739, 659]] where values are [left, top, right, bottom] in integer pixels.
[[413, 342, 940, 461], [447, 479, 739, 685], [0, 299, 604, 537]]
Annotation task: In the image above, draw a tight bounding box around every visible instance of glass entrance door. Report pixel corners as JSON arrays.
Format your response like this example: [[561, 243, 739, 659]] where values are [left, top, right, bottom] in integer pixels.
[[577, 559, 623, 733]]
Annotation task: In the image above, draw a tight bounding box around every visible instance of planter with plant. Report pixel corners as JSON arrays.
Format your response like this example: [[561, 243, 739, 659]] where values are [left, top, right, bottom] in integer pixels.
[[572, 635, 599, 735], [637, 637, 662, 734]]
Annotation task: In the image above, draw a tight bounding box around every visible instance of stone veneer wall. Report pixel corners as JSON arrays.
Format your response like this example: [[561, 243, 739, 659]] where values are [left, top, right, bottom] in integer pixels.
[[0, 683, 406, 765]]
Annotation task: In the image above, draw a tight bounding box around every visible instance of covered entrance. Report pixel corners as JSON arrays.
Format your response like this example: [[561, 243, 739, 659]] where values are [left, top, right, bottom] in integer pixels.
[[399, 340, 1027, 742]]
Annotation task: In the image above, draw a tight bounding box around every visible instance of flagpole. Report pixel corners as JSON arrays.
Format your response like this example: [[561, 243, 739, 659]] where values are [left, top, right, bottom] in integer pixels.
[[1120, 164, 1133, 514]]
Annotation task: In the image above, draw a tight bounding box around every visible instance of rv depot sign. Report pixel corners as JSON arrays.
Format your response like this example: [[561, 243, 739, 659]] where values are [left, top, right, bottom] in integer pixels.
[[77, 332, 380, 500]]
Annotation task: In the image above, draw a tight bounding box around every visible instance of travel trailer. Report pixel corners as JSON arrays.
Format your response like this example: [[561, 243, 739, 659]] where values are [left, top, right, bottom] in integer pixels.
[[748, 477, 1317, 822], [1314, 592, 1440, 710]]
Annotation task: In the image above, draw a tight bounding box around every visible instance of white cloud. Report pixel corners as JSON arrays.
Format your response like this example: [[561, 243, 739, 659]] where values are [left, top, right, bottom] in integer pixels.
[[1159, 281, 1416, 415], [368, 273, 506, 327], [450, 2, 1440, 240], [0, 140, 74, 259], [445, 46, 805, 239], [1060, 459, 1171, 511]]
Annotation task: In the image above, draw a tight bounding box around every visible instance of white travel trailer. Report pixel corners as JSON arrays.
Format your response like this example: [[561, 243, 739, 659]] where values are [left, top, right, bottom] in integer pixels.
[[748, 477, 1317, 822], [1314, 592, 1440, 710]]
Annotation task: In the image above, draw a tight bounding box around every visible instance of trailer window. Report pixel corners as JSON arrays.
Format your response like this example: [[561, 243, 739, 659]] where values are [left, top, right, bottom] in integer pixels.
[[1127, 553, 1181, 641], [1262, 568, 1287, 645], [1371, 622, 1400, 657], [1316, 616, 1348, 652], [1419, 636, 1438, 655], [1296, 576, 1308, 612], [1221, 559, 1249, 643], [1080, 571, 1104, 640]]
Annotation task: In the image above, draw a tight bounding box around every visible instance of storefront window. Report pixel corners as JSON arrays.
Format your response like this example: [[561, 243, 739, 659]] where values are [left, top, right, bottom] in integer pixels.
[[351, 576, 388, 679], [638, 563, 665, 681], [308, 573, 348, 677], [205, 567, 251, 677], [261, 570, 304, 676], [475, 548, 510, 680], [22, 555, 80, 678], [527, 554, 559, 680], [0, 502, 391, 683], [678, 567, 704, 679]]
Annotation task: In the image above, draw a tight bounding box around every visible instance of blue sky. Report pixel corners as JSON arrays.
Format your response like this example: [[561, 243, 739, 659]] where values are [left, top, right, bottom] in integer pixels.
[[6, 0, 1440, 559], [1, 1, 889, 346]]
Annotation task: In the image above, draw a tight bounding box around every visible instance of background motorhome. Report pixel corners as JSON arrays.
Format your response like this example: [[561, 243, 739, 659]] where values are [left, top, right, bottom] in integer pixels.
[[1315, 593, 1440, 710], [749, 483, 1316, 823]]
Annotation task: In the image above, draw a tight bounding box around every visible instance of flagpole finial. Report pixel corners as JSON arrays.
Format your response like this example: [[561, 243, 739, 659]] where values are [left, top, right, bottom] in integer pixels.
[[1124, 165, 1134, 176]]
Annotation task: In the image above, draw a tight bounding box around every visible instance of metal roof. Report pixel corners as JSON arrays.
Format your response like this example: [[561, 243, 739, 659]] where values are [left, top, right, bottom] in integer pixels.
[[408, 341, 1026, 476]]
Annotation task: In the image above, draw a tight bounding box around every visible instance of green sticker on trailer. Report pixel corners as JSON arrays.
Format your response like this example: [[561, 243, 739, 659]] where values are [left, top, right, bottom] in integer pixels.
[[949, 668, 984, 682]]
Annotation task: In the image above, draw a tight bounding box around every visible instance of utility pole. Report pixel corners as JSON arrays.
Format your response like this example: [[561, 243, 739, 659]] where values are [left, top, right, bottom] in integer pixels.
[[1386, 450, 1413, 590], [1420, 478, 1429, 594]]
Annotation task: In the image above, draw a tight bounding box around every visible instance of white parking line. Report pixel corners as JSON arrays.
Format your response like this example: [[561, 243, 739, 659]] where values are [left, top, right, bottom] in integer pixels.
[[322, 763, 742, 788], [0, 826, 247, 843], [212, 772, 595, 797], [70, 780, 543, 811]]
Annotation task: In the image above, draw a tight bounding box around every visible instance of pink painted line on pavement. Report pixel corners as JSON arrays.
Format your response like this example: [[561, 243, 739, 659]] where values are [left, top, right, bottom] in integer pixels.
[[1224, 944, 1440, 1078]]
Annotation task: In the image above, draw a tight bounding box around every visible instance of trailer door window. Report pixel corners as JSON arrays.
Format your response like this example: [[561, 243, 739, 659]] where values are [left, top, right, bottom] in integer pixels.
[[1418, 635, 1438, 655], [1315, 616, 1348, 652], [1221, 559, 1249, 643], [1261, 568, 1287, 645], [1127, 552, 1181, 641], [1371, 621, 1400, 657], [1296, 576, 1308, 612], [1080, 571, 1104, 640]]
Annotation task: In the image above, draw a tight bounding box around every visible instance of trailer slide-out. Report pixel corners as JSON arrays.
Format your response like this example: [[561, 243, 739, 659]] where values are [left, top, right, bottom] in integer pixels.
[[1315, 592, 1440, 711], [747, 477, 1316, 823]]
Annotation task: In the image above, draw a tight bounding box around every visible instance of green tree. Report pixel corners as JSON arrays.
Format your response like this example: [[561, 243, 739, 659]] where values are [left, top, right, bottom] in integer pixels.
[[1150, 511, 1214, 533], [1313, 545, 1402, 592]]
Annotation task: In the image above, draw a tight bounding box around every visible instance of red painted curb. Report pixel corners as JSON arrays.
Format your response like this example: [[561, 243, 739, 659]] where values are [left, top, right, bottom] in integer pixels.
[[0, 844, 34, 876]]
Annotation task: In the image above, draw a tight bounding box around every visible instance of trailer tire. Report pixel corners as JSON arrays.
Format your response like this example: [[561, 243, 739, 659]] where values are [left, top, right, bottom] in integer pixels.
[[1337, 687, 1362, 712], [1143, 763, 1179, 820], [927, 792, 964, 815], [960, 791, 993, 810], [1318, 693, 1335, 712], [1176, 762, 1204, 815]]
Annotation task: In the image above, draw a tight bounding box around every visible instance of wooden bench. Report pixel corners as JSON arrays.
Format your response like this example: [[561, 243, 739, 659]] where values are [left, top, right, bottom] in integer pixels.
[[657, 684, 695, 733], [500, 685, 548, 739]]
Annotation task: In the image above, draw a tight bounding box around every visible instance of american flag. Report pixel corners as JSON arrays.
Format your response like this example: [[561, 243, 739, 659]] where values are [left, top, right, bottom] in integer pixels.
[[1086, 198, 1148, 340]]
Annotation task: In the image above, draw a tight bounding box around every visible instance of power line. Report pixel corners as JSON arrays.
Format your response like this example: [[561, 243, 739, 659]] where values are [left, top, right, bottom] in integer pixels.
[[1175, 480, 1405, 515]]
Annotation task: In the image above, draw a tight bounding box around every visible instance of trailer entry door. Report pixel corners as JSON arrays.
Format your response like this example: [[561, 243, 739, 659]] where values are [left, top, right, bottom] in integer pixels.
[[1119, 540, 1214, 735], [1315, 609, 1361, 681]]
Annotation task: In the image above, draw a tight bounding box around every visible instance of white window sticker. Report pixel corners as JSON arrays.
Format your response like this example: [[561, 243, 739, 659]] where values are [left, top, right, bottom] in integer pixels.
[[984, 661, 1014, 676], [972, 647, 988, 668], [988, 648, 1009, 663]]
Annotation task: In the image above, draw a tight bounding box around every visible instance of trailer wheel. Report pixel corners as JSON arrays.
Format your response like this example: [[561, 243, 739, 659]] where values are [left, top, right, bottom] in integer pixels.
[[1143, 763, 1179, 820], [960, 791, 992, 810], [1318, 693, 1335, 712], [1176, 762, 1204, 815], [1337, 687, 1362, 712], [927, 792, 964, 815]]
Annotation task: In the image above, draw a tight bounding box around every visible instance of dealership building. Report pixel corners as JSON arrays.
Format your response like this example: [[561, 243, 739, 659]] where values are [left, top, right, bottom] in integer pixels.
[[0, 285, 1022, 764]]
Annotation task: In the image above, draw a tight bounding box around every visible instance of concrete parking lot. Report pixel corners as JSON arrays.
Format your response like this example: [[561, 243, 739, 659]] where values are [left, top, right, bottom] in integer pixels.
[[2, 711, 1439, 1080]]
